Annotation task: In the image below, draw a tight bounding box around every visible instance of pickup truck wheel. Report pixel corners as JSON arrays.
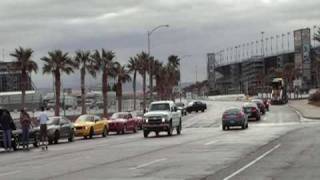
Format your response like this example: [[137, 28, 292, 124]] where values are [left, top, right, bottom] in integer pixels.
[[143, 130, 149, 138], [176, 120, 182, 135], [155, 131, 159, 137], [201, 109, 205, 112], [222, 125, 226, 131]]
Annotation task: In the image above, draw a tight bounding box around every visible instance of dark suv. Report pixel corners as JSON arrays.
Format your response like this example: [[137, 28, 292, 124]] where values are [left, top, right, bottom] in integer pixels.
[[186, 101, 207, 113]]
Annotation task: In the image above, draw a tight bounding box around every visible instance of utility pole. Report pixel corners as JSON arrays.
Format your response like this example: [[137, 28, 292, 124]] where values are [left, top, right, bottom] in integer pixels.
[[287, 32, 290, 51], [270, 36, 274, 55]]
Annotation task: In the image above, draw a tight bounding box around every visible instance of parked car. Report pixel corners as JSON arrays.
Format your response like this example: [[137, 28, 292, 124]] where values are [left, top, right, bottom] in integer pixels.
[[74, 115, 108, 139], [222, 108, 248, 130], [0, 119, 40, 151], [143, 101, 182, 138], [108, 112, 138, 134], [186, 101, 207, 113], [131, 111, 144, 130], [176, 102, 187, 116], [242, 103, 261, 121], [38, 116, 75, 144], [251, 99, 266, 115]]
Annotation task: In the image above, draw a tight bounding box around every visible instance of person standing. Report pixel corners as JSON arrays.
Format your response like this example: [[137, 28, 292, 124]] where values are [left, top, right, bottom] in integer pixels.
[[0, 109, 15, 152], [20, 109, 31, 151], [38, 107, 49, 150]]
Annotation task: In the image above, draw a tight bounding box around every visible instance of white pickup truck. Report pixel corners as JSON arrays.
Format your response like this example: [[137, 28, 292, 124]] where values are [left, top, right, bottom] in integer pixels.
[[143, 101, 182, 138]]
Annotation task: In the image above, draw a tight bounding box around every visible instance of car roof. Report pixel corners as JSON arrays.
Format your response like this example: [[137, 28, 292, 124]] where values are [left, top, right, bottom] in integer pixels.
[[224, 107, 241, 112]]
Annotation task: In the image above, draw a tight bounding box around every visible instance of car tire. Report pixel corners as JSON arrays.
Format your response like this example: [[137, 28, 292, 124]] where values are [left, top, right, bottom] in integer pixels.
[[242, 124, 246, 129], [102, 127, 107, 137], [54, 131, 59, 144], [167, 121, 173, 136], [176, 120, 182, 135], [222, 125, 227, 131], [33, 136, 39, 147], [68, 131, 74, 142], [122, 125, 127, 134], [133, 125, 137, 133], [201, 109, 205, 112], [12, 137, 18, 151], [155, 131, 159, 137], [143, 130, 149, 138], [89, 128, 94, 139]]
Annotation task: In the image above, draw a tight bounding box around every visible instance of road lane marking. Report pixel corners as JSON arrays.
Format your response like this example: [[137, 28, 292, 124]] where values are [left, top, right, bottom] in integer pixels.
[[129, 158, 167, 170], [205, 140, 219, 146], [223, 144, 281, 180], [0, 170, 21, 177]]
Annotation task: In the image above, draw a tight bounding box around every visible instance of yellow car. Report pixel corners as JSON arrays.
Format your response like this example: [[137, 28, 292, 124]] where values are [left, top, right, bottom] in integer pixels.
[[74, 114, 108, 139]]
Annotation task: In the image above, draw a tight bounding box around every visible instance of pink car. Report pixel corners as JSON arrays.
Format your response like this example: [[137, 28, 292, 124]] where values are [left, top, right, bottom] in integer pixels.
[[108, 112, 138, 134], [131, 111, 144, 130]]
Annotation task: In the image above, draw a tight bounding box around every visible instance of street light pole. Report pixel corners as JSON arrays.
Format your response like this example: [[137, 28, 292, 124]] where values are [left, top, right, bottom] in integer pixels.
[[147, 24, 169, 102]]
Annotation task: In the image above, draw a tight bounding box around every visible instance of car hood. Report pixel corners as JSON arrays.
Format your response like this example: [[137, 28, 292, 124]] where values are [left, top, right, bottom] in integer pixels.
[[144, 111, 169, 117], [108, 119, 126, 123], [74, 122, 94, 127]]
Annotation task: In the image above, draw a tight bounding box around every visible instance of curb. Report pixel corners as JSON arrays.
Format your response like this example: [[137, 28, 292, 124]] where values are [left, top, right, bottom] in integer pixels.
[[288, 104, 320, 120]]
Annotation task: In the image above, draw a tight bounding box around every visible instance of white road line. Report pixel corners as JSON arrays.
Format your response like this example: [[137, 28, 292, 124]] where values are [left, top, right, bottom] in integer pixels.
[[223, 144, 281, 180], [0, 170, 21, 177], [205, 140, 219, 146], [129, 158, 167, 170]]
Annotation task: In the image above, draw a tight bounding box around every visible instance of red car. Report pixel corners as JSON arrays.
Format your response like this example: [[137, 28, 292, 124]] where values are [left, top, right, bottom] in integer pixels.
[[108, 112, 138, 134], [131, 111, 144, 130]]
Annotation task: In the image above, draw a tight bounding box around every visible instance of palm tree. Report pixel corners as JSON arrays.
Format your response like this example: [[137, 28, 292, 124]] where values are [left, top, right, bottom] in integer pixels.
[[127, 57, 139, 110], [10, 47, 38, 108], [74, 50, 96, 114], [137, 52, 149, 112], [167, 55, 180, 100], [41, 50, 76, 116], [114, 62, 131, 112], [91, 49, 115, 117]]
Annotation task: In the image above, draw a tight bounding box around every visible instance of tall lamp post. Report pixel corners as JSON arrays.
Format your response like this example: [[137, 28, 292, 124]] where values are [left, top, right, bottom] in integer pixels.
[[147, 24, 169, 102]]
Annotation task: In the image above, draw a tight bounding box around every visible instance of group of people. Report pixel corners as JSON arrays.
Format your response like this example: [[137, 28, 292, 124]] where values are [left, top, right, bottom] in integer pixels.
[[0, 107, 49, 152]]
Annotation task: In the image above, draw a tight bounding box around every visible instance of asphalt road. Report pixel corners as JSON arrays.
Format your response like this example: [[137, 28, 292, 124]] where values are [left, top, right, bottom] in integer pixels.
[[0, 100, 318, 180]]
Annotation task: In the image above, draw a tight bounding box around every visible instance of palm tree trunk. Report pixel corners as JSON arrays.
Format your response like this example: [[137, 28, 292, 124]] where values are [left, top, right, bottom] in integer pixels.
[[133, 71, 137, 110], [21, 70, 27, 108], [102, 70, 108, 117], [81, 68, 86, 114], [143, 72, 146, 112], [55, 71, 61, 116], [117, 81, 122, 112]]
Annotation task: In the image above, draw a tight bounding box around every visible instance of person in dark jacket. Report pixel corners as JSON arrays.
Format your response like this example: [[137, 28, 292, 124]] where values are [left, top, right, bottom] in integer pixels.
[[0, 109, 15, 152], [20, 109, 31, 151]]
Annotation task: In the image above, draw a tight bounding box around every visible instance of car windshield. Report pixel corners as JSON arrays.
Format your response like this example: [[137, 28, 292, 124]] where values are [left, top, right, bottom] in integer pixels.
[[77, 115, 92, 122], [176, 103, 184, 107], [149, 103, 170, 111], [225, 109, 241, 115], [111, 113, 127, 119], [47, 117, 60, 125]]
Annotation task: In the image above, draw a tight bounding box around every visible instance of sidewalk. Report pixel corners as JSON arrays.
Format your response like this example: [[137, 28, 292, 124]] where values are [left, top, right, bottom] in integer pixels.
[[288, 100, 320, 120]]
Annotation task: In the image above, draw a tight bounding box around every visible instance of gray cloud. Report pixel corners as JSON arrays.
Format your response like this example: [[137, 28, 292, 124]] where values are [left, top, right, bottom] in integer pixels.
[[0, 0, 319, 89]]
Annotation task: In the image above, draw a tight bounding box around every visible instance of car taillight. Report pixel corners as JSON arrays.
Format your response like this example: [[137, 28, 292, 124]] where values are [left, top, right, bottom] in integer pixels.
[[252, 108, 256, 112], [237, 113, 243, 119], [223, 114, 228, 119]]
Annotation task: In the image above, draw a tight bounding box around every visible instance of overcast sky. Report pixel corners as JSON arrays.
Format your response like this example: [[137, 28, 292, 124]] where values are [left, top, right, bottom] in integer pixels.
[[0, 0, 319, 89]]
